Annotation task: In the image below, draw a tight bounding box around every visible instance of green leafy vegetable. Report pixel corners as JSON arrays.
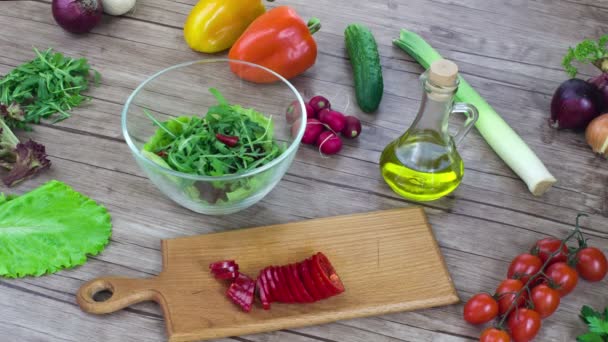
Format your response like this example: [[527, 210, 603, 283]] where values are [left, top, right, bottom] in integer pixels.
[[393, 29, 556, 196], [0, 115, 50, 186], [0, 181, 112, 278], [0, 48, 100, 129], [143, 88, 282, 177], [578, 305, 608, 342], [142, 88, 284, 205], [563, 35, 608, 78]]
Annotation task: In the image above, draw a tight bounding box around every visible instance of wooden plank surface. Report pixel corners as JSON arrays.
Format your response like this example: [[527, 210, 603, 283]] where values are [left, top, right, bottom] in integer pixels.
[[0, 0, 607, 341], [77, 208, 458, 341]]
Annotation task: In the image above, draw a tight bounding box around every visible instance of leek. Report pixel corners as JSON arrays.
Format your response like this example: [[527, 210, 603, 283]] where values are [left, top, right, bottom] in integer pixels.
[[393, 29, 556, 196]]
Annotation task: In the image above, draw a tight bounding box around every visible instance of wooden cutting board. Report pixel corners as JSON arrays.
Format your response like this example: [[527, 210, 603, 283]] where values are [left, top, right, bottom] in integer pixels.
[[77, 208, 459, 341]]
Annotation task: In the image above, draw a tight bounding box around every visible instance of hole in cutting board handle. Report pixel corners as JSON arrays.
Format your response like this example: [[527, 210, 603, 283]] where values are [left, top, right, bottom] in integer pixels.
[[92, 289, 113, 302]]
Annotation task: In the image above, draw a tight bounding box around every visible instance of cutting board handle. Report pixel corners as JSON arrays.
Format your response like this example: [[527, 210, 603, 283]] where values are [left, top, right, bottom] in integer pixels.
[[77, 276, 163, 314]]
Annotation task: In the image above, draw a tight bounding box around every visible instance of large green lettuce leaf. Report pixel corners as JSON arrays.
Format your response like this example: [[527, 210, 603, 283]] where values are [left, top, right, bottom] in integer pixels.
[[0, 180, 112, 278]]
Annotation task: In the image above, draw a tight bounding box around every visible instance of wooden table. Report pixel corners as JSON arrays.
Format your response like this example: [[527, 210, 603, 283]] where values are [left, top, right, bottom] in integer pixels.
[[1, 0, 607, 341]]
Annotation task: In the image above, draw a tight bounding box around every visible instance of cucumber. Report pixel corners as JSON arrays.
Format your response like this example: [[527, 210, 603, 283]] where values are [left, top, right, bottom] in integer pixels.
[[344, 24, 384, 113]]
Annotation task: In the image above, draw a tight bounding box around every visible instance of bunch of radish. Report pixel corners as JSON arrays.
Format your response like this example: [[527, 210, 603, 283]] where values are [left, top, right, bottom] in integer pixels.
[[287, 95, 362, 155]]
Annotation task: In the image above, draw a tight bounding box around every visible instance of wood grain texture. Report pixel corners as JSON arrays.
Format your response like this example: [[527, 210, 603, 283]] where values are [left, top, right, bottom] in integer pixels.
[[1, 0, 608, 341], [77, 208, 458, 341]]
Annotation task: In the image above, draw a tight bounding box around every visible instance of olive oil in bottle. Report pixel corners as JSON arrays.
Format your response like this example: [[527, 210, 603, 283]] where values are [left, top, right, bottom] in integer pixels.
[[380, 60, 478, 201]]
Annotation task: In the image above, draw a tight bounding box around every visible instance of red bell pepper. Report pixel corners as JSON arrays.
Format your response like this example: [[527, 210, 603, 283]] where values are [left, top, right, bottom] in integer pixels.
[[228, 6, 321, 83]]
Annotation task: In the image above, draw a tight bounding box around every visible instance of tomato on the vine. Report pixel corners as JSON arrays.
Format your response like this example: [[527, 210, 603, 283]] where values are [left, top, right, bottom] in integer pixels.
[[507, 308, 541, 342], [480, 327, 511, 342], [464, 293, 499, 325], [495, 279, 526, 315], [532, 238, 568, 265], [530, 284, 560, 318], [576, 247, 607, 282], [507, 254, 542, 284], [545, 262, 578, 297]]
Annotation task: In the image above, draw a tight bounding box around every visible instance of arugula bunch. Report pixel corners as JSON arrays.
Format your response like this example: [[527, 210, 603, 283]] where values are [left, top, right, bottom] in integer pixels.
[[563, 35, 608, 77], [0, 48, 100, 128], [578, 305, 608, 342]]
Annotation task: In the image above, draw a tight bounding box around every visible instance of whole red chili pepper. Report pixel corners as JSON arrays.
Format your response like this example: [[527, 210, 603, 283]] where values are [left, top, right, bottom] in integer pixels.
[[216, 133, 239, 147], [228, 6, 320, 83]]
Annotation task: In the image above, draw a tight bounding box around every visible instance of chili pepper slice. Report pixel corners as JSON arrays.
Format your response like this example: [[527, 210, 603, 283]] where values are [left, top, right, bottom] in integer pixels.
[[280, 265, 305, 303], [211, 269, 239, 280], [234, 273, 255, 289], [256, 277, 271, 310], [266, 267, 284, 302], [209, 260, 238, 271], [258, 269, 273, 304], [297, 260, 322, 301], [306, 258, 334, 299], [226, 281, 254, 312], [287, 263, 313, 303], [312, 252, 345, 295], [273, 266, 295, 303]]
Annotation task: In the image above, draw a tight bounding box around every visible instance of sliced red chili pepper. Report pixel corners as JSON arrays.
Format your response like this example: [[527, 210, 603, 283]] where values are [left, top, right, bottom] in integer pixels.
[[312, 252, 344, 295], [258, 269, 273, 303], [306, 258, 334, 299], [234, 273, 255, 289], [256, 277, 271, 310], [211, 269, 239, 280], [280, 265, 305, 303], [273, 266, 295, 303], [215, 133, 239, 147], [265, 267, 283, 302], [209, 260, 238, 271], [298, 260, 322, 301], [288, 263, 313, 303], [226, 282, 254, 312]]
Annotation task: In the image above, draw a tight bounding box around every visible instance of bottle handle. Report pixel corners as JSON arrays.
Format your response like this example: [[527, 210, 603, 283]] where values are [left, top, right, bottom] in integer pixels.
[[450, 103, 478, 146]]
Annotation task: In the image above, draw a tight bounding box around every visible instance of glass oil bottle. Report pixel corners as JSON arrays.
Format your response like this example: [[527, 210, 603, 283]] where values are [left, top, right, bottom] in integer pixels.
[[379, 59, 478, 201]]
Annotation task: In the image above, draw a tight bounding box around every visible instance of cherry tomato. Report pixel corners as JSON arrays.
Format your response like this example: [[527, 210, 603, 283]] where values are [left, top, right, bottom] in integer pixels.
[[530, 284, 560, 318], [545, 262, 578, 297], [495, 279, 527, 315], [480, 327, 511, 342], [507, 254, 542, 284], [532, 238, 568, 265], [463, 293, 499, 325], [507, 308, 541, 342], [576, 247, 607, 282]]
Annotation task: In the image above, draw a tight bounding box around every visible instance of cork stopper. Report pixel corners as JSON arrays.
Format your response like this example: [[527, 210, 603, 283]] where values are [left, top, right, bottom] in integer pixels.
[[428, 59, 458, 87]]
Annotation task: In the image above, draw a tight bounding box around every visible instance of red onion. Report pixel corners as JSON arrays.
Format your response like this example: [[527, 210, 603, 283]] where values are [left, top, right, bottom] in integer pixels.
[[52, 0, 104, 34], [588, 73, 608, 109], [550, 79, 603, 130]]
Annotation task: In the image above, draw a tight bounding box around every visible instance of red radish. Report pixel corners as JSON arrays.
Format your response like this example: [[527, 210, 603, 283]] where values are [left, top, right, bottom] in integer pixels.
[[285, 100, 299, 124], [305, 103, 316, 119], [341, 116, 362, 138], [319, 110, 346, 133], [316, 131, 342, 155], [286, 101, 315, 123], [52, 0, 104, 34], [309, 95, 331, 114], [293, 118, 326, 145]]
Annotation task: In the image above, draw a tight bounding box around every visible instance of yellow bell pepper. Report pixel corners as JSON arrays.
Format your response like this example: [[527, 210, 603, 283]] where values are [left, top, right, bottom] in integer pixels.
[[183, 0, 266, 53]]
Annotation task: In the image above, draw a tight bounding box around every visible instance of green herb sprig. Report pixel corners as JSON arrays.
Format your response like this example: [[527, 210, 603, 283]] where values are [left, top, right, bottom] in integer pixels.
[[563, 35, 608, 78], [578, 305, 608, 342], [0, 48, 100, 129]]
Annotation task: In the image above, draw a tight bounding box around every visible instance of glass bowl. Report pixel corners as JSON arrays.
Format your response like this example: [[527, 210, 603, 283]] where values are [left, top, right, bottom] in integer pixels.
[[122, 59, 306, 215]]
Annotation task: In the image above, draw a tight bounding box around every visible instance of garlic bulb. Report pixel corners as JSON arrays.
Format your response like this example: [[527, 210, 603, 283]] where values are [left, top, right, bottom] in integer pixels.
[[586, 113, 608, 157], [103, 0, 136, 16]]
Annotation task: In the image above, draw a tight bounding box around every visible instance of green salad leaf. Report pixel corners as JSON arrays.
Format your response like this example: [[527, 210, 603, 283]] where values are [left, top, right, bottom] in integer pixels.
[[0, 180, 112, 278]]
